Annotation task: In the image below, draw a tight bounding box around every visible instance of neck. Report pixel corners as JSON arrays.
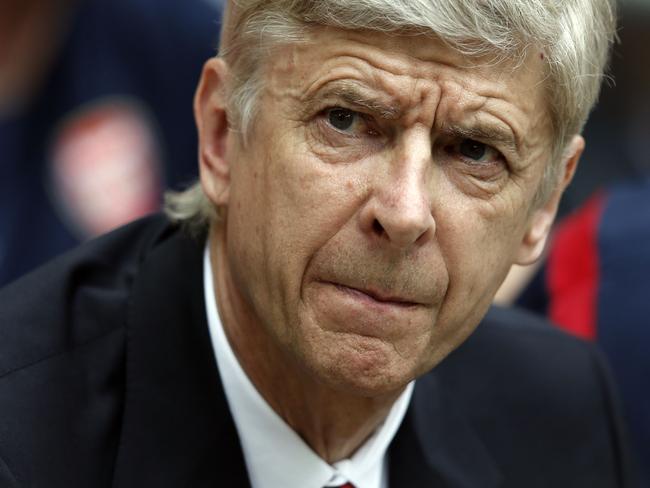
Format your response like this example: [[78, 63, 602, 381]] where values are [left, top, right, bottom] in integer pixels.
[[210, 227, 404, 463]]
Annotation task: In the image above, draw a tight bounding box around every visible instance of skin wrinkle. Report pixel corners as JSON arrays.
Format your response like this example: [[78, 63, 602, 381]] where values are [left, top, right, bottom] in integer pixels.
[[301, 80, 403, 121], [434, 63, 553, 174], [482, 101, 549, 167], [467, 94, 522, 156], [327, 29, 467, 81], [438, 83, 521, 162], [434, 82, 544, 207]]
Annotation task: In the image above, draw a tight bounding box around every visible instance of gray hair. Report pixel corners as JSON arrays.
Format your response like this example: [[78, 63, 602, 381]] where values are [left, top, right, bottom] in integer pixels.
[[165, 0, 616, 228]]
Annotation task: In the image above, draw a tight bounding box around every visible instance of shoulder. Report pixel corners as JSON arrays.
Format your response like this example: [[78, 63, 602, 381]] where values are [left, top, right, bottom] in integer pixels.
[[0, 214, 183, 486], [433, 305, 612, 414], [421, 305, 632, 484], [0, 214, 172, 382]]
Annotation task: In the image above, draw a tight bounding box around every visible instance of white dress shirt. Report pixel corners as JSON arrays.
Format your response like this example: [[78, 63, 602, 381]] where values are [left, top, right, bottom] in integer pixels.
[[203, 245, 414, 488]]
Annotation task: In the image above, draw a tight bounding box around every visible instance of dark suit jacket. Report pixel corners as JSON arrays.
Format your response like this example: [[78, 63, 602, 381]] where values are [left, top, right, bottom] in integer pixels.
[[0, 215, 637, 487]]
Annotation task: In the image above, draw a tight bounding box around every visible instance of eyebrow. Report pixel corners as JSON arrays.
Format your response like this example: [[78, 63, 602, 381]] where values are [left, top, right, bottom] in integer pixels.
[[443, 125, 520, 156], [306, 80, 402, 120]]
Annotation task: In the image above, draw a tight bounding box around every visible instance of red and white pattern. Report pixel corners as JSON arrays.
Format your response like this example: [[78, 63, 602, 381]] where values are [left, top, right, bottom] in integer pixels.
[[49, 97, 162, 238]]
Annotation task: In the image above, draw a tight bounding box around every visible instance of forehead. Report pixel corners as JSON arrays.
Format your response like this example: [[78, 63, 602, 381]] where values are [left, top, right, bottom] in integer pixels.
[[263, 27, 552, 161], [272, 26, 546, 96]]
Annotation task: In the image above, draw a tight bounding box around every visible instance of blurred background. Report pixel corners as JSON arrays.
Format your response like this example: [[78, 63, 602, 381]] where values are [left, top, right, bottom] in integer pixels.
[[0, 0, 222, 285]]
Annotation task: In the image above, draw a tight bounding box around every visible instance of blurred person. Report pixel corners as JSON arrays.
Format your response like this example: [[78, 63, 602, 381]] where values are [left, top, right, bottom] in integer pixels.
[[0, 0, 222, 286], [0, 0, 638, 487]]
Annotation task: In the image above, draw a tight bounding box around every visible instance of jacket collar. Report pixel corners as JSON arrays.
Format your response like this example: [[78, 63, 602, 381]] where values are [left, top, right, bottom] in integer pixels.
[[112, 224, 251, 487], [390, 371, 502, 488]]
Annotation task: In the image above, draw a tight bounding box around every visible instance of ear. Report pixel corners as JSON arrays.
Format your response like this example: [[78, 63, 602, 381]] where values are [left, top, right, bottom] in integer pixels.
[[195, 57, 232, 207], [515, 135, 584, 265]]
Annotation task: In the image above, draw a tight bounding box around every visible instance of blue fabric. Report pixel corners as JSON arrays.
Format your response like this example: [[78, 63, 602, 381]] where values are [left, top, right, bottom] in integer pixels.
[[518, 179, 650, 484], [597, 179, 650, 481], [0, 0, 221, 286]]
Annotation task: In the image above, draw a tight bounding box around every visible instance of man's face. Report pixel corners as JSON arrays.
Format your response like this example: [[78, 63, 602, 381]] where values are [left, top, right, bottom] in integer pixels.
[[204, 27, 558, 395]]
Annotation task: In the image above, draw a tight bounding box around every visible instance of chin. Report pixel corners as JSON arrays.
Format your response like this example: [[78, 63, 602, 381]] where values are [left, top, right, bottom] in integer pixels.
[[304, 334, 418, 398]]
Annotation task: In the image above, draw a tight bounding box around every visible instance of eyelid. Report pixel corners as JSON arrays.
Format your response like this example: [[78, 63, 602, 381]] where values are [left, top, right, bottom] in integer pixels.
[[309, 81, 401, 119], [442, 126, 518, 158], [323, 104, 373, 122], [441, 132, 509, 162], [443, 139, 507, 174]]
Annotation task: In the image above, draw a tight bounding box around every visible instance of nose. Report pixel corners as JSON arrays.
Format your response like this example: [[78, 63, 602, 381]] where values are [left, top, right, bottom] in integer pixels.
[[360, 137, 436, 248]]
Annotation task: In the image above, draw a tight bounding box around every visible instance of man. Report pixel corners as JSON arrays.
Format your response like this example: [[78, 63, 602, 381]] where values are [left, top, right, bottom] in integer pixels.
[[0, 0, 635, 487]]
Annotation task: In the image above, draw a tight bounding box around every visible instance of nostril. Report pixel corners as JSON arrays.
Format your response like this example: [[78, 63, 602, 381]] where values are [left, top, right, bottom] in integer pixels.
[[372, 219, 384, 236]]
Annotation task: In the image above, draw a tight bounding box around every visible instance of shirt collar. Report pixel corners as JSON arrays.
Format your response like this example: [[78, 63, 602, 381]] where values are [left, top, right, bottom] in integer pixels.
[[203, 244, 414, 488]]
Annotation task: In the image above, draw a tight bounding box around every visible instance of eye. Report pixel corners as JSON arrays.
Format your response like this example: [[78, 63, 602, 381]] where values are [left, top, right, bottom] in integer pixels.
[[459, 139, 488, 161], [312, 106, 385, 157], [327, 108, 358, 131], [447, 138, 503, 165]]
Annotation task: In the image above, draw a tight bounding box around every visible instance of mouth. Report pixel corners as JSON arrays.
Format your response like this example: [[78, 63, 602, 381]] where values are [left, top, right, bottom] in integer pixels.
[[326, 281, 421, 308]]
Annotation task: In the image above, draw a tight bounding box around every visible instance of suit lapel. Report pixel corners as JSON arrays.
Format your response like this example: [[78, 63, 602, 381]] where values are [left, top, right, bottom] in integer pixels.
[[112, 225, 251, 487], [389, 373, 502, 488]]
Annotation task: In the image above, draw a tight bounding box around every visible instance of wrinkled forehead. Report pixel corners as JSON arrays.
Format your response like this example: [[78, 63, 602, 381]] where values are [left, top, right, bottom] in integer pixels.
[[301, 26, 544, 79], [268, 27, 549, 122]]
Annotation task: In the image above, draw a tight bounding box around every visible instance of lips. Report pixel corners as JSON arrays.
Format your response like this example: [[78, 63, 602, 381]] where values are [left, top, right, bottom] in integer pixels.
[[307, 247, 443, 308], [328, 282, 421, 308]]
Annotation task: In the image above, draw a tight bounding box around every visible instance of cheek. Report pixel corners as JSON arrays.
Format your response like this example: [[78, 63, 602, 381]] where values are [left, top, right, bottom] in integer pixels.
[[227, 140, 372, 317], [434, 196, 526, 309], [266, 149, 369, 259]]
